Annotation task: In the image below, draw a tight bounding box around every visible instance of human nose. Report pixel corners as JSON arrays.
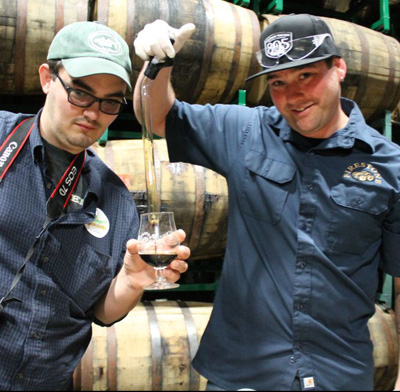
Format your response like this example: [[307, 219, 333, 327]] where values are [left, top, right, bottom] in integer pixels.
[[82, 100, 101, 120], [285, 82, 304, 104]]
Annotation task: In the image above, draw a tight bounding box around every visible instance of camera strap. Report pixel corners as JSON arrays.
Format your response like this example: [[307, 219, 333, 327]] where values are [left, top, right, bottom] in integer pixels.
[[0, 117, 86, 314]]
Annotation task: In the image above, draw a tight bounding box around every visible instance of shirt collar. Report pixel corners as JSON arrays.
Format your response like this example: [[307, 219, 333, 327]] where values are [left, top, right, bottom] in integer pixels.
[[29, 108, 99, 193], [30, 109, 46, 164]]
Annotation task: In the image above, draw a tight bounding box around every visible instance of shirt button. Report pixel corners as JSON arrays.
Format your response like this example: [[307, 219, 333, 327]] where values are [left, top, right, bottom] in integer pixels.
[[40, 290, 47, 296], [32, 332, 39, 339], [290, 356, 296, 363], [17, 372, 24, 379], [308, 184, 314, 190], [43, 256, 49, 263], [296, 303, 304, 310], [298, 262, 306, 269], [46, 183, 52, 189]]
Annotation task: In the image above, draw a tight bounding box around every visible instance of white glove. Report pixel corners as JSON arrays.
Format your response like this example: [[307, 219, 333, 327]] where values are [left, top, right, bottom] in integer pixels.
[[134, 19, 196, 61]]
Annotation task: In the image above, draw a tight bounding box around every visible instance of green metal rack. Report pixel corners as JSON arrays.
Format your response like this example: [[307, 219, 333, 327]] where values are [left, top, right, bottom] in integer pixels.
[[233, 0, 394, 35]]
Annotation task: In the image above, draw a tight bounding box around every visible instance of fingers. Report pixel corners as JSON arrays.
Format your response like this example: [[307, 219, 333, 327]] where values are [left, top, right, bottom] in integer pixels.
[[134, 19, 196, 61], [126, 230, 190, 261], [169, 259, 189, 273], [173, 23, 196, 53], [176, 243, 190, 260], [165, 242, 190, 282], [165, 258, 189, 283], [134, 19, 174, 61], [176, 228, 186, 243]]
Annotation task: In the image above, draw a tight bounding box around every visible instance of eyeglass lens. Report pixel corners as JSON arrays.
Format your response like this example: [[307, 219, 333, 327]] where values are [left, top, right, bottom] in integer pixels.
[[68, 90, 124, 115], [57, 73, 125, 115]]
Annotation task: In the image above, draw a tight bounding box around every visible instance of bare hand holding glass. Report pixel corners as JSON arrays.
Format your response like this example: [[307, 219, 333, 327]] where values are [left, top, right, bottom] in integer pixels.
[[138, 212, 180, 290]]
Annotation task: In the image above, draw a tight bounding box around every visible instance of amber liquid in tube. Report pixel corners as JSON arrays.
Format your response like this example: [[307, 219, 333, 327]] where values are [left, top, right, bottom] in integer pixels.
[[140, 77, 161, 219]]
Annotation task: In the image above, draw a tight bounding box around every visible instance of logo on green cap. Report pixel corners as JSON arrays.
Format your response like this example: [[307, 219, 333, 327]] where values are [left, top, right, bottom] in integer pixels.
[[88, 31, 122, 56]]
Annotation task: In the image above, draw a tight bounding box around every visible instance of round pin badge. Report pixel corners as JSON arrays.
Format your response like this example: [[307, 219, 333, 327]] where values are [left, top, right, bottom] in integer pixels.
[[85, 208, 110, 238]]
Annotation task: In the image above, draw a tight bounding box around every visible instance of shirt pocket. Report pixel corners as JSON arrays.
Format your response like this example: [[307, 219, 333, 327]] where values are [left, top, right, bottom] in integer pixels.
[[241, 151, 296, 224], [328, 184, 389, 254], [48, 238, 114, 313]]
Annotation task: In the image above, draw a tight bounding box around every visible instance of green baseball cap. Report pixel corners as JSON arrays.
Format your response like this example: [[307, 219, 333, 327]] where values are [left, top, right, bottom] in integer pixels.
[[47, 21, 132, 90]]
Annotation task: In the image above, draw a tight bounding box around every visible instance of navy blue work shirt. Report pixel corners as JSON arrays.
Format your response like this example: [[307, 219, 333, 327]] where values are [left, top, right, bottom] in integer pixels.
[[0, 110, 139, 390], [166, 98, 400, 391]]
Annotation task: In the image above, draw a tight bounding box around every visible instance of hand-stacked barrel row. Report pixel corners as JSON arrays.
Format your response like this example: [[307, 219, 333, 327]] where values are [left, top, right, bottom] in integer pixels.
[[1, 0, 400, 123]]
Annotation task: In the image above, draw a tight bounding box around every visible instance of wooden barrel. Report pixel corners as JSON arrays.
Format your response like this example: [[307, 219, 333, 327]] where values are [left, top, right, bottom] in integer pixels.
[[273, 1, 400, 24], [393, 100, 400, 122], [72, 302, 396, 391], [369, 304, 398, 391], [0, 0, 93, 94], [248, 14, 400, 123], [319, 0, 351, 12], [347, 0, 400, 27], [95, 0, 260, 104], [91, 139, 228, 261], [73, 300, 213, 391]]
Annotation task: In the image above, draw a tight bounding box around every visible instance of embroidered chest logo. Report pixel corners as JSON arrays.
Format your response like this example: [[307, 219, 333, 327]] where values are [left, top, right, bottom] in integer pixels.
[[343, 162, 382, 184]]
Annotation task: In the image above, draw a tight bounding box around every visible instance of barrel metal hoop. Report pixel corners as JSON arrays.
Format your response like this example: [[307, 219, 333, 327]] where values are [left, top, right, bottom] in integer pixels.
[[352, 24, 370, 106], [143, 300, 163, 390], [376, 34, 398, 117], [107, 325, 118, 391], [178, 300, 201, 391], [219, 2, 242, 103], [374, 306, 396, 369], [189, 166, 206, 253], [81, 338, 94, 390]]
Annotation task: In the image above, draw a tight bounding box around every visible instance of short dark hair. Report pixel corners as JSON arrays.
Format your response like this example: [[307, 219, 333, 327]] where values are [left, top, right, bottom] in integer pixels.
[[47, 59, 63, 77], [325, 57, 334, 68]]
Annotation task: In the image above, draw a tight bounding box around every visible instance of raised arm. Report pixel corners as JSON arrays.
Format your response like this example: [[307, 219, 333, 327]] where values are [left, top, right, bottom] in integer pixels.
[[133, 19, 195, 138]]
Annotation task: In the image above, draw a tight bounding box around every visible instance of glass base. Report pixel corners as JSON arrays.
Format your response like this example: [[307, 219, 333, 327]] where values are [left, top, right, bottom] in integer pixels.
[[144, 281, 180, 290]]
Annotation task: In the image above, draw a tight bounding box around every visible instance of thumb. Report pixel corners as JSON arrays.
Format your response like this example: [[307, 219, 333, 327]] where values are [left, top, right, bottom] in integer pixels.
[[172, 23, 196, 54], [126, 238, 139, 256]]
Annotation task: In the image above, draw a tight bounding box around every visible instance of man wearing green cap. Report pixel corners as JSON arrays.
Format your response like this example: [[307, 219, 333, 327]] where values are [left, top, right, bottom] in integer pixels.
[[0, 21, 189, 390], [133, 14, 400, 391]]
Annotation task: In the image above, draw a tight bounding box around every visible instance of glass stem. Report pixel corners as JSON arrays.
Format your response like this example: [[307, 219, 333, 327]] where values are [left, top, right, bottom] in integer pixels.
[[155, 268, 166, 283]]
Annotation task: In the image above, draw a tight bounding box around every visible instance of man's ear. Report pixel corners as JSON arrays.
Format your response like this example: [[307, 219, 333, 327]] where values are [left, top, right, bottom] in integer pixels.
[[335, 57, 347, 82], [38, 64, 53, 94]]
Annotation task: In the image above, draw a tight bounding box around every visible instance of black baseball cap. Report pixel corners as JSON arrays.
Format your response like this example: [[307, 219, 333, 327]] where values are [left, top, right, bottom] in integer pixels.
[[246, 14, 341, 81]]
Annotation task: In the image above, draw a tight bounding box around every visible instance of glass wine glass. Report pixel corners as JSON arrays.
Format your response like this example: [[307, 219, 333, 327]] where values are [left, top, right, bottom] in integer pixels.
[[137, 211, 180, 290]]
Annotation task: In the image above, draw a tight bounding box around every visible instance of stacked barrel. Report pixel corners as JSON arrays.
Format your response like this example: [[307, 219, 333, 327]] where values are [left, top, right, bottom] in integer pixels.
[[1, 1, 399, 390], [2, 0, 400, 123], [72, 301, 398, 391]]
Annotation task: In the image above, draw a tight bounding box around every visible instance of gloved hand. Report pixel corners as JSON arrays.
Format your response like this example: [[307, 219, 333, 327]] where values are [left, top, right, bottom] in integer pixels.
[[134, 19, 196, 61]]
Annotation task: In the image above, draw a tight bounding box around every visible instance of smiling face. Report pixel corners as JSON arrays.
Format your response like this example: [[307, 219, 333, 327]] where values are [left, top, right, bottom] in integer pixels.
[[267, 57, 349, 139], [38, 64, 127, 154]]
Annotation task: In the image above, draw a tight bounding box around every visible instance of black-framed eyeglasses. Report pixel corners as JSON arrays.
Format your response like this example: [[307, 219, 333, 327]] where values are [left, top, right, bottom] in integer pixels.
[[55, 73, 127, 115]]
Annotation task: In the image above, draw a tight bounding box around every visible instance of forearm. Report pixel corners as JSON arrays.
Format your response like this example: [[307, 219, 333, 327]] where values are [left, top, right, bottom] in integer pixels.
[[133, 63, 175, 138], [94, 265, 144, 325]]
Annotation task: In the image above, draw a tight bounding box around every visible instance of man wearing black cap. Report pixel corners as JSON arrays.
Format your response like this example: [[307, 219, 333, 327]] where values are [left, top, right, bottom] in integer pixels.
[[0, 21, 189, 390], [133, 14, 400, 391]]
